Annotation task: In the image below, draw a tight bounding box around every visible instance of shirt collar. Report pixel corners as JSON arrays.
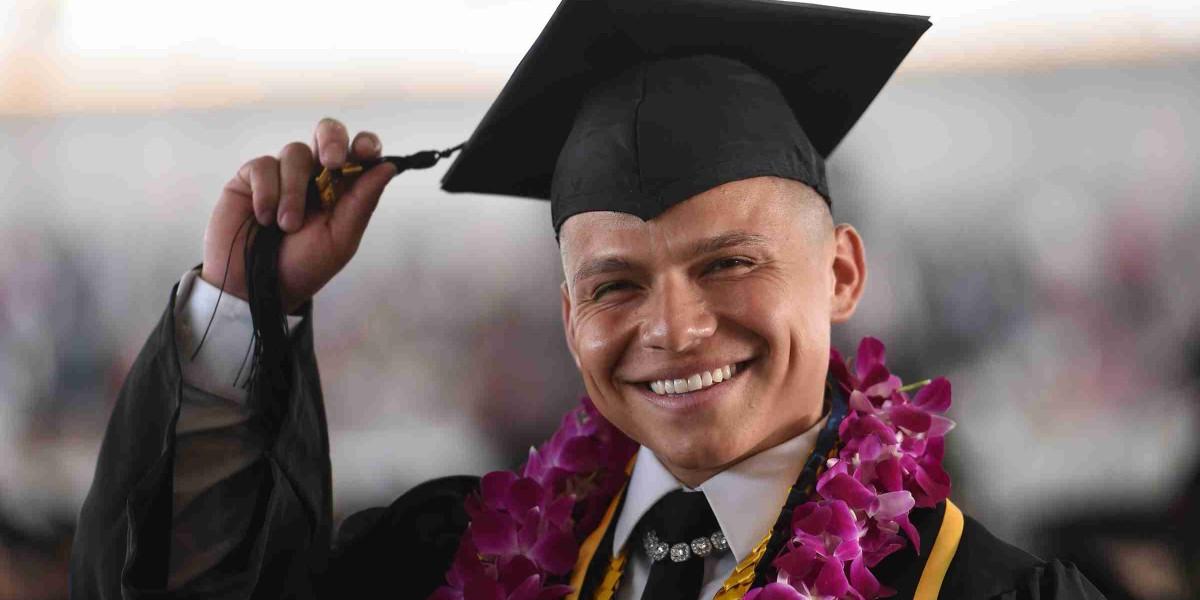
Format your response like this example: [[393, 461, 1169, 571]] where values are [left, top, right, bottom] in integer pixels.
[[612, 413, 829, 562]]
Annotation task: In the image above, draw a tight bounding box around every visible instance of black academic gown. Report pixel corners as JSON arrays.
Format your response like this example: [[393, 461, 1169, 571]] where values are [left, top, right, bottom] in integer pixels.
[[69, 282, 1107, 600]]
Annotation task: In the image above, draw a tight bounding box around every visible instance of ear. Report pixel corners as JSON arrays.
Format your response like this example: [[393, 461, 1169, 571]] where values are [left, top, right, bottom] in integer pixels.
[[561, 281, 582, 369], [830, 223, 867, 323]]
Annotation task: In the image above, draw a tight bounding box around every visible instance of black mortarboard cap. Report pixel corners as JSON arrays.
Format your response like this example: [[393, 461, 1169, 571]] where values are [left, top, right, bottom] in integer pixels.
[[439, 0, 930, 233]]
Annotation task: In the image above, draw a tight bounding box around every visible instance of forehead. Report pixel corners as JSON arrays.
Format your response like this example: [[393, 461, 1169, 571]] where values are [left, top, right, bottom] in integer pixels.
[[559, 176, 818, 267]]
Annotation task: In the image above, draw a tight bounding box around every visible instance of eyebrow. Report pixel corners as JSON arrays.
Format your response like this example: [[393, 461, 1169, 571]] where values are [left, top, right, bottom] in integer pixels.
[[569, 231, 769, 288], [571, 257, 634, 289], [684, 231, 770, 258]]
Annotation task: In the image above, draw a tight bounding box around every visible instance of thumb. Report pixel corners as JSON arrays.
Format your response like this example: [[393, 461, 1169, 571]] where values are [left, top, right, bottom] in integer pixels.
[[329, 161, 398, 254]]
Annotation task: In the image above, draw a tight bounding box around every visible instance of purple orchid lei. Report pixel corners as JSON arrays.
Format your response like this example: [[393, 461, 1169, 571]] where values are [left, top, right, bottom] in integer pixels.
[[431, 337, 953, 600], [746, 338, 954, 600], [430, 397, 638, 600]]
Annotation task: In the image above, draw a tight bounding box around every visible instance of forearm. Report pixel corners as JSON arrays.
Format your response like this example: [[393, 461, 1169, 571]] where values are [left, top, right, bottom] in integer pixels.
[[71, 270, 331, 598], [169, 267, 303, 587]]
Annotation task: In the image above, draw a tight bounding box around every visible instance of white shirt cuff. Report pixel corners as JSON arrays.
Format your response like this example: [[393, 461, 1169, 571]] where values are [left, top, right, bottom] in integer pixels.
[[173, 267, 304, 403]]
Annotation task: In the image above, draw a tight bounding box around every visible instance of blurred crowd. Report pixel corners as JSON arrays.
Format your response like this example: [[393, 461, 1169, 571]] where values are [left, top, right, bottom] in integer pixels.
[[1, 54, 1197, 600]]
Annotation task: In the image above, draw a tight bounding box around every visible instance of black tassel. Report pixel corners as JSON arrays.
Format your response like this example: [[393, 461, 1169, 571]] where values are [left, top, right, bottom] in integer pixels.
[[243, 222, 292, 439]]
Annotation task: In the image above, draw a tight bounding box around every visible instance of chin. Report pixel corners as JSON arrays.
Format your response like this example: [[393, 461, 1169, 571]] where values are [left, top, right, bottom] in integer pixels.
[[649, 433, 744, 477]]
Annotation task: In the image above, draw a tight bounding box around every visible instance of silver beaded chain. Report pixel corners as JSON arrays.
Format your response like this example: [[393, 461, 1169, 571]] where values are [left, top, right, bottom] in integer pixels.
[[642, 530, 729, 563]]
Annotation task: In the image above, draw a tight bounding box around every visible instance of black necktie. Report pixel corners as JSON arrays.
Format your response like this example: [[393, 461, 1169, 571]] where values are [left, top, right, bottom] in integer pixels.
[[637, 490, 721, 600]]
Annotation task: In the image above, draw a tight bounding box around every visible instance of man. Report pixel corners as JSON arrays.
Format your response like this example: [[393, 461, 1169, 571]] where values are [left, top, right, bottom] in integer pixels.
[[70, 0, 1106, 598]]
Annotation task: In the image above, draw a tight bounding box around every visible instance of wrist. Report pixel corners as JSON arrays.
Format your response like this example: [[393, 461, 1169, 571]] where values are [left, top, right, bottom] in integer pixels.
[[198, 266, 249, 303]]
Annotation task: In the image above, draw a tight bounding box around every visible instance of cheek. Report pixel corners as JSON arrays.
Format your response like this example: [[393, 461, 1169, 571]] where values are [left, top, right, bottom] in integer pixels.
[[771, 284, 833, 395], [572, 309, 634, 383], [711, 278, 796, 341], [714, 274, 829, 378], [571, 309, 644, 439]]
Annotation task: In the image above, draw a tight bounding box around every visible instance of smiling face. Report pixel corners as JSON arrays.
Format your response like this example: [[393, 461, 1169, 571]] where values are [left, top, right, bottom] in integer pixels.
[[559, 176, 867, 487]]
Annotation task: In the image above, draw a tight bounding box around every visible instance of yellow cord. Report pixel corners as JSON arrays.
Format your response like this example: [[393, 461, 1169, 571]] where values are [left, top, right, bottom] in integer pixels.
[[913, 499, 964, 600]]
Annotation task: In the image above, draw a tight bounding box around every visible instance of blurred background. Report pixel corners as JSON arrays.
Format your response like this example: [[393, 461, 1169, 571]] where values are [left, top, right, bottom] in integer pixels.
[[1, 0, 1197, 598]]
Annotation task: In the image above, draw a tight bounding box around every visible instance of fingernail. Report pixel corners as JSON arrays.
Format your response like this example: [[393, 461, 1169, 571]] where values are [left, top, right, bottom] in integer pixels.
[[280, 211, 299, 231], [322, 143, 345, 165]]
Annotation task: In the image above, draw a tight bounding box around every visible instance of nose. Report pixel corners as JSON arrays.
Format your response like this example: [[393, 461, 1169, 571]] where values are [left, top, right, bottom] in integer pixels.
[[640, 275, 717, 352]]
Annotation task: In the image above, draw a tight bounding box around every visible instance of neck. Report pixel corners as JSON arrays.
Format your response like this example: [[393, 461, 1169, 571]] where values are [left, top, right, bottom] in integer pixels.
[[661, 407, 825, 488]]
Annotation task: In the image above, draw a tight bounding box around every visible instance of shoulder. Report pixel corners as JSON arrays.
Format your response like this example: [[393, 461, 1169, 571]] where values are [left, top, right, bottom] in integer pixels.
[[321, 475, 480, 599], [872, 501, 1106, 599], [335, 475, 480, 547], [941, 507, 1107, 599]]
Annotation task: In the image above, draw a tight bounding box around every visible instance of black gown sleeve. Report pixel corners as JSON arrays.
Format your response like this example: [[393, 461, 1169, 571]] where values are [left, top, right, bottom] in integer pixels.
[[70, 281, 335, 599], [319, 475, 478, 599], [995, 560, 1108, 600], [70, 281, 478, 599], [941, 513, 1108, 599]]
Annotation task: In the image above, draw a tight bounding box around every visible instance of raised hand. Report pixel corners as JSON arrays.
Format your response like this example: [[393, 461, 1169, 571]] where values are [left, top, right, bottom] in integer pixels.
[[200, 117, 397, 313]]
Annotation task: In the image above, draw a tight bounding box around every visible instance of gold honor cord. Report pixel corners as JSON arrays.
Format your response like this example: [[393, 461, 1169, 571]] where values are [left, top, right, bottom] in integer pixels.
[[913, 499, 964, 600], [589, 550, 627, 600], [712, 534, 771, 600], [567, 485, 627, 599], [567, 457, 638, 600]]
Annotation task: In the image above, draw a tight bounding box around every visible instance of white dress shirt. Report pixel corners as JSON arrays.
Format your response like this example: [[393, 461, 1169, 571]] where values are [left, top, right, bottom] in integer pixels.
[[174, 267, 303, 402], [612, 415, 828, 600]]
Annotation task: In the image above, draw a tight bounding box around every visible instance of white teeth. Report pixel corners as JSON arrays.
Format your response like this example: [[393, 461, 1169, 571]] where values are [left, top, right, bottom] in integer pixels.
[[647, 362, 743, 395]]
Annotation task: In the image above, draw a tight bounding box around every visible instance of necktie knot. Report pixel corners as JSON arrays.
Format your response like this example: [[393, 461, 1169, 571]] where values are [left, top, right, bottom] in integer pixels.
[[636, 490, 723, 600], [641, 489, 719, 542]]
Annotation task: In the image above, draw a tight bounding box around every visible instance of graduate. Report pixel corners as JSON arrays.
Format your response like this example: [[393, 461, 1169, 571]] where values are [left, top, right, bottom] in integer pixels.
[[69, 0, 1107, 598]]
